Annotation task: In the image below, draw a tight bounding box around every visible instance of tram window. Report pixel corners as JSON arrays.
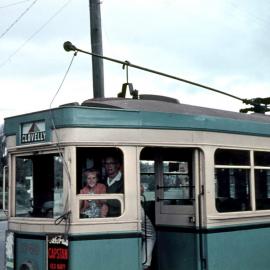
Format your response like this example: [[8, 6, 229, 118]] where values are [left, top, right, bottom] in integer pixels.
[[140, 160, 155, 201], [140, 147, 195, 207], [254, 151, 270, 166], [15, 154, 63, 218], [162, 160, 193, 205], [254, 151, 270, 210], [215, 149, 249, 165], [215, 149, 251, 212], [77, 147, 123, 218]]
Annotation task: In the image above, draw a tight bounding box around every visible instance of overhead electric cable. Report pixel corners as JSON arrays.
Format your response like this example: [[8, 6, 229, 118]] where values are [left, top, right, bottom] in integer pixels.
[[49, 52, 76, 229], [0, 0, 38, 39], [0, 0, 71, 69], [0, 0, 31, 9], [63, 41, 243, 102]]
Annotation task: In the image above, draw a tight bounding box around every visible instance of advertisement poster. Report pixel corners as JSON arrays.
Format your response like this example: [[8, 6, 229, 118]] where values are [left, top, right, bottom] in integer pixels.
[[5, 231, 14, 270], [47, 235, 69, 270]]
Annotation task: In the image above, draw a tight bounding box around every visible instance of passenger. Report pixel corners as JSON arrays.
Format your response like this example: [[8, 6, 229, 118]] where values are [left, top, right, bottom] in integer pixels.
[[104, 156, 124, 217], [141, 185, 156, 270], [80, 168, 108, 218]]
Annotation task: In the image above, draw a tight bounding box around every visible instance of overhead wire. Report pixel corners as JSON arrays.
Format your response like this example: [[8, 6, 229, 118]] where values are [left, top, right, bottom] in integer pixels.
[[0, 0, 38, 39], [0, 0, 72, 69], [49, 51, 77, 231], [0, 0, 32, 9]]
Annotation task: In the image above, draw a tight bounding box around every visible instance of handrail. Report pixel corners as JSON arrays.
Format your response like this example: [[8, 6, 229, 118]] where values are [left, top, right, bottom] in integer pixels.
[[2, 165, 7, 212]]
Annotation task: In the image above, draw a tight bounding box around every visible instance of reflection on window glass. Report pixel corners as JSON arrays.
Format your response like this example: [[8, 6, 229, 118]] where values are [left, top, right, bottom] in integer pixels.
[[79, 199, 121, 218], [15, 154, 63, 218], [163, 161, 193, 205], [140, 161, 155, 202]]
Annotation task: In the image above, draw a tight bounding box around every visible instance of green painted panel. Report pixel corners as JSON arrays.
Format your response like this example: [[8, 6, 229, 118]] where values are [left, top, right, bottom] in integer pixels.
[[5, 106, 270, 141], [206, 227, 270, 270], [69, 237, 141, 270], [16, 237, 46, 270], [157, 230, 199, 270]]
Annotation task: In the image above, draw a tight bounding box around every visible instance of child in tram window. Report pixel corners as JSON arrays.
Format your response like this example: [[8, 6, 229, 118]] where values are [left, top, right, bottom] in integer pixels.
[[80, 168, 108, 218]]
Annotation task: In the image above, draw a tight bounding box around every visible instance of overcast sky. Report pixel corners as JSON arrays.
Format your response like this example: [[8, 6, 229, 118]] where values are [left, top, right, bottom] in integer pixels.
[[1, 0, 270, 124]]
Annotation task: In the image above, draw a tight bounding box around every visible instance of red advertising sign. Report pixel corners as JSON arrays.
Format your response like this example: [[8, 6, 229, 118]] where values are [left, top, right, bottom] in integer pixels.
[[47, 235, 69, 270]]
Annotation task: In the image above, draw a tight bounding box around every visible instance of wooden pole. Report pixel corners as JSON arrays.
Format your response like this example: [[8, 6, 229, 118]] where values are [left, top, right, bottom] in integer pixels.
[[89, 0, 104, 98]]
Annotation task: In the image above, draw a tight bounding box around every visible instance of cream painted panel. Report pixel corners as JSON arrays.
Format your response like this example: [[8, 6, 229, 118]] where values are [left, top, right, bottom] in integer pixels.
[[53, 128, 270, 150], [5, 135, 16, 148]]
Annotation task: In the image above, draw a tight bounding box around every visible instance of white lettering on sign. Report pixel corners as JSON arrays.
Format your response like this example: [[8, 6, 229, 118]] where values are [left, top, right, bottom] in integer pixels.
[[21, 131, 46, 143], [21, 121, 46, 144]]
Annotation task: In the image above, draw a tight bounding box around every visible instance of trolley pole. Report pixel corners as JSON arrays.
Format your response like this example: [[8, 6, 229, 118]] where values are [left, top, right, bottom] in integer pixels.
[[89, 0, 104, 98]]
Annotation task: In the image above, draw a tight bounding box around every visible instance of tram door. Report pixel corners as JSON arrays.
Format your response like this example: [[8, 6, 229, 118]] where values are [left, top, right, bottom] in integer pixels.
[[140, 147, 199, 270]]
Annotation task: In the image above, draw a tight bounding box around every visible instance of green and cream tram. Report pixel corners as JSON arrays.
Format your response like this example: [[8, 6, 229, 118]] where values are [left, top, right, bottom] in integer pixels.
[[3, 95, 270, 270]]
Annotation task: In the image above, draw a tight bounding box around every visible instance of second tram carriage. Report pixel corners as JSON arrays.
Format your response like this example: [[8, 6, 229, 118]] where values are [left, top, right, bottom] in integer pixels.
[[3, 95, 270, 270]]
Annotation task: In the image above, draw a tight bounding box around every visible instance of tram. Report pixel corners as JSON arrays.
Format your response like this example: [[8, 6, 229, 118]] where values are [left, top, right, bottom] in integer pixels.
[[3, 92, 270, 270]]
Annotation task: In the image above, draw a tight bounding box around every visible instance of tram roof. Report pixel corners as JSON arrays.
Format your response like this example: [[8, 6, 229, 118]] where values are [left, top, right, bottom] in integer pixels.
[[81, 97, 270, 123], [4, 96, 270, 138]]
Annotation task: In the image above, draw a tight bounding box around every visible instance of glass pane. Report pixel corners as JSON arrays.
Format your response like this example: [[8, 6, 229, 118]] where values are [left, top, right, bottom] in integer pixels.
[[15, 157, 32, 216], [140, 160, 154, 174], [215, 149, 250, 165], [79, 198, 121, 218], [215, 168, 251, 212], [254, 152, 270, 166], [162, 161, 193, 205], [77, 147, 124, 218], [255, 169, 270, 210], [163, 161, 188, 174], [140, 160, 155, 202], [15, 154, 63, 218]]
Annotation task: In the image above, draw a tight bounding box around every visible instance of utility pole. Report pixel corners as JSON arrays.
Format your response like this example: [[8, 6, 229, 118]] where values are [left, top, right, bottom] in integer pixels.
[[89, 0, 104, 98]]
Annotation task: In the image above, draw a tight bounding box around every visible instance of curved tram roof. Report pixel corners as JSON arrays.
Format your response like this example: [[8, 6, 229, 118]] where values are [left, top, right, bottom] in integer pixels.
[[4, 95, 270, 138]]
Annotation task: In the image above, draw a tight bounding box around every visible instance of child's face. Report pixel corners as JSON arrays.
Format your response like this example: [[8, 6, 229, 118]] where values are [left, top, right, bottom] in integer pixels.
[[86, 172, 98, 188]]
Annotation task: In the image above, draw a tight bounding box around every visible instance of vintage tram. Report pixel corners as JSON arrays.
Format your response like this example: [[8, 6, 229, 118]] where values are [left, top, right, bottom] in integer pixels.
[[3, 94, 270, 270]]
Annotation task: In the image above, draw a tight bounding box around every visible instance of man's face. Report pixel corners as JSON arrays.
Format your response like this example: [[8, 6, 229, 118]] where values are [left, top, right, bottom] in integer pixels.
[[104, 157, 119, 178]]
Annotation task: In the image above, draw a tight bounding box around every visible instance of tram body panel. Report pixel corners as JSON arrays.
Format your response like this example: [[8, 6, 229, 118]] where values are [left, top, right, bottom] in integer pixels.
[[205, 226, 270, 270], [4, 101, 270, 269], [52, 127, 270, 151]]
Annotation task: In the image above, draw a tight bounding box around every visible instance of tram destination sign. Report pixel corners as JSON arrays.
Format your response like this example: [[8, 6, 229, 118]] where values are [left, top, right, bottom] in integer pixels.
[[21, 121, 46, 144], [47, 234, 69, 270]]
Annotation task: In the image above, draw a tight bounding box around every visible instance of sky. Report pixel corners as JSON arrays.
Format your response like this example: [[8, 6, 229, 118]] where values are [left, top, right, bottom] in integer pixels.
[[1, 0, 270, 125]]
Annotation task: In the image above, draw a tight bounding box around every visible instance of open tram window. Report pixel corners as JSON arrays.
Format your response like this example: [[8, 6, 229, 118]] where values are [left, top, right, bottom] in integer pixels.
[[15, 153, 63, 218], [76, 147, 124, 218], [254, 151, 270, 210], [215, 149, 251, 212]]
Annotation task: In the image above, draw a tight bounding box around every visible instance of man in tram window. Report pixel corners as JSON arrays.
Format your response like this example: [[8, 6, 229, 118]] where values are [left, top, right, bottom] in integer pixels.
[[80, 168, 108, 218], [104, 155, 123, 217]]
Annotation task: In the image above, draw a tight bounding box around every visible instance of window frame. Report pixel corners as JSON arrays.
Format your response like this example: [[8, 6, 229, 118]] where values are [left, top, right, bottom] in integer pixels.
[[214, 148, 270, 214], [11, 148, 65, 219], [75, 146, 126, 221]]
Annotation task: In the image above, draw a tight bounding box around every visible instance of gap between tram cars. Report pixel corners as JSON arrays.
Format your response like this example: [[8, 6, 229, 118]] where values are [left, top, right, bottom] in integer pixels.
[[3, 95, 270, 270]]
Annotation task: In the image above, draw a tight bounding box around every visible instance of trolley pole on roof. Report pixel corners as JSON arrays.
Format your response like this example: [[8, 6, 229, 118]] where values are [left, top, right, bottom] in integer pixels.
[[89, 0, 104, 98]]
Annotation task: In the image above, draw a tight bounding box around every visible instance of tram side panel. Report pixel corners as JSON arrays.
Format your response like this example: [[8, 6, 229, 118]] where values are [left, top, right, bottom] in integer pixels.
[[205, 227, 270, 270], [69, 236, 141, 270], [157, 229, 199, 270]]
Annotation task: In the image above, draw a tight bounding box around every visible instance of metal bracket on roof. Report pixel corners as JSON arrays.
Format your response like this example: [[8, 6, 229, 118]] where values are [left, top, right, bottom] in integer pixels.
[[117, 61, 139, 99]]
